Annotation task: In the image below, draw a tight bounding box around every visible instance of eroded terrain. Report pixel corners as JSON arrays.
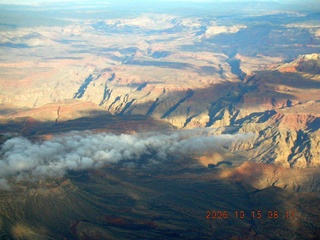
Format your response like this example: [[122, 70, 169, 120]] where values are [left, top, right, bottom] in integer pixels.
[[0, 1, 320, 239]]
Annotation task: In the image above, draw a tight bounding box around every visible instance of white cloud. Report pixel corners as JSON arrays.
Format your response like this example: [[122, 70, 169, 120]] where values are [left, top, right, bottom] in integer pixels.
[[0, 130, 250, 189]]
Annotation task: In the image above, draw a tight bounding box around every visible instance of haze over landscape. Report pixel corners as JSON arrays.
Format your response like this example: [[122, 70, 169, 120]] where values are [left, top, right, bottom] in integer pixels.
[[0, 0, 320, 239]]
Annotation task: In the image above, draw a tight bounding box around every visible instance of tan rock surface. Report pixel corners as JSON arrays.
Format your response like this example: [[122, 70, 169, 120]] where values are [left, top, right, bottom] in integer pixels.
[[0, 11, 320, 169]]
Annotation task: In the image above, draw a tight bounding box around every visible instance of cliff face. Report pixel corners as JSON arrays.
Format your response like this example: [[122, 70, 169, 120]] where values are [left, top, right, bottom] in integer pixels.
[[227, 55, 320, 168], [0, 4, 319, 169], [1, 6, 320, 240], [231, 107, 320, 168], [1, 54, 320, 168]]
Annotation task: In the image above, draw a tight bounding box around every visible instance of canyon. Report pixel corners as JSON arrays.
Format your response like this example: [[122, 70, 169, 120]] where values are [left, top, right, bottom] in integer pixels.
[[0, 1, 320, 239]]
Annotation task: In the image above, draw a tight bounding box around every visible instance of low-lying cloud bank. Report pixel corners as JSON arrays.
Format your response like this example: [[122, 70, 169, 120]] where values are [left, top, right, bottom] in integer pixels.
[[0, 130, 251, 189]]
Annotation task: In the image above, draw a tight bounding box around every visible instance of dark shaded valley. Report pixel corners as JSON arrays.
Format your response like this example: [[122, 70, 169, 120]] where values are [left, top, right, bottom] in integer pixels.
[[1, 1, 320, 239]]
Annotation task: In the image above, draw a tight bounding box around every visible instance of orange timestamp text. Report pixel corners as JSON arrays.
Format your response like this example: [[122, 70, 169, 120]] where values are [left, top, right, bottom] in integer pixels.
[[206, 210, 295, 219]]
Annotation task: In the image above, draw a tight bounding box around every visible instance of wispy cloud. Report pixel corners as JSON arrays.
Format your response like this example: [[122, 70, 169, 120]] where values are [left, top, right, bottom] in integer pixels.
[[0, 130, 251, 189]]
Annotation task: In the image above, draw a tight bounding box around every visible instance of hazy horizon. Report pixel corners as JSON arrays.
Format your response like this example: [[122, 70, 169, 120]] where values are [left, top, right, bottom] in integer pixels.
[[0, 0, 318, 5]]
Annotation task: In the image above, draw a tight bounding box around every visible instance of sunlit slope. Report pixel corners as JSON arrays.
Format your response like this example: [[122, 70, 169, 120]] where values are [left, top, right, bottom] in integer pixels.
[[1, 8, 320, 169], [1, 55, 320, 168]]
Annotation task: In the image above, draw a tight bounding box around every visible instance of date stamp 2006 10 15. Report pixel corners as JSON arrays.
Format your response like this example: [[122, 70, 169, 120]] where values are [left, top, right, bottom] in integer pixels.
[[206, 210, 295, 220]]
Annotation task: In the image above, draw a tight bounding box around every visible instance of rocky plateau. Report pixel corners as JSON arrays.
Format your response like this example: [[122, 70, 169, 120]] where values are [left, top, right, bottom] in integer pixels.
[[0, 1, 320, 239]]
